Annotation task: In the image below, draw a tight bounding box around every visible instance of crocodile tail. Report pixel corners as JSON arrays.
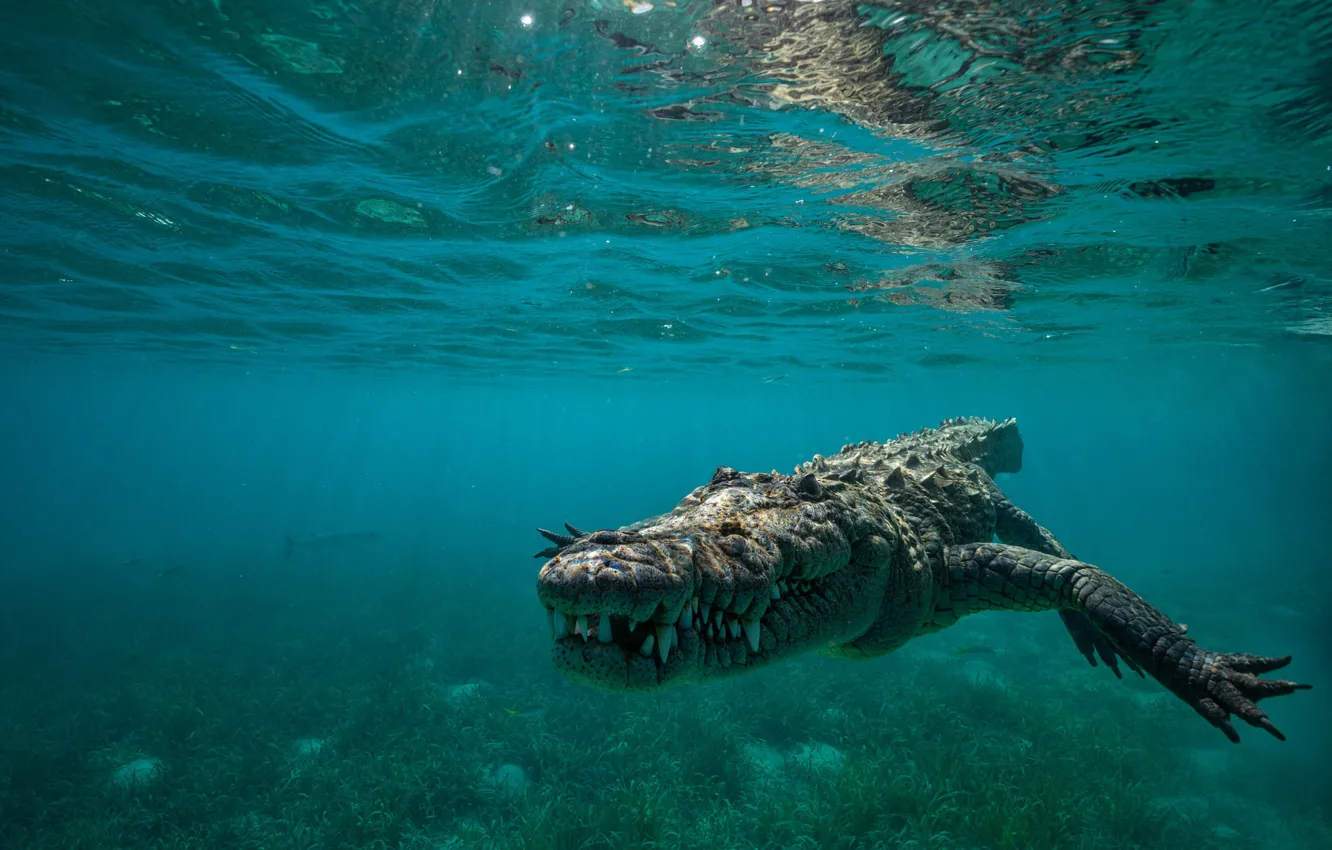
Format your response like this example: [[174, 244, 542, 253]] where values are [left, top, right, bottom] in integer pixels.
[[941, 416, 1023, 477]]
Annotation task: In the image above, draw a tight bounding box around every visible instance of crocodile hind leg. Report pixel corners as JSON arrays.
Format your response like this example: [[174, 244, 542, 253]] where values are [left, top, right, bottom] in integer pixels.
[[981, 476, 1145, 680], [936, 542, 1312, 743]]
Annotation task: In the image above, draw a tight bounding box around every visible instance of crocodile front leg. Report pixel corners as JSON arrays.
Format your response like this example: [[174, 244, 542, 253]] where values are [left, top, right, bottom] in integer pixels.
[[936, 542, 1312, 743], [981, 476, 1144, 680]]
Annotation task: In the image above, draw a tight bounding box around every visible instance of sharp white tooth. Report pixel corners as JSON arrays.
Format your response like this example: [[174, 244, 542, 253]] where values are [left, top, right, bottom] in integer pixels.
[[639, 632, 656, 658], [576, 615, 589, 641], [714, 610, 724, 630], [667, 598, 688, 625], [630, 619, 639, 631], [742, 619, 761, 653], [656, 623, 673, 663], [546, 606, 556, 637], [770, 585, 781, 600], [679, 606, 693, 630], [598, 611, 613, 644], [691, 597, 700, 615], [553, 611, 569, 639], [727, 618, 741, 640], [700, 601, 712, 623]]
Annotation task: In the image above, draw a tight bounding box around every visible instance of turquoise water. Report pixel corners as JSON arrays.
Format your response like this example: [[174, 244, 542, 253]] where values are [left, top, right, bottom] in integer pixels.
[[1, 1, 1329, 848]]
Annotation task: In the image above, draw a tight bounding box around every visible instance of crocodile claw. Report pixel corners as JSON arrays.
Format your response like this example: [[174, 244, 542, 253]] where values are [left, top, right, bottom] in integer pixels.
[[537, 528, 579, 547], [533, 522, 592, 559], [1182, 652, 1312, 743], [1059, 610, 1144, 679]]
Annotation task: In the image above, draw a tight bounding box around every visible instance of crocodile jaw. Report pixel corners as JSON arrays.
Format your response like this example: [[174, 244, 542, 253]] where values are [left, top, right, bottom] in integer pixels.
[[536, 531, 887, 691]]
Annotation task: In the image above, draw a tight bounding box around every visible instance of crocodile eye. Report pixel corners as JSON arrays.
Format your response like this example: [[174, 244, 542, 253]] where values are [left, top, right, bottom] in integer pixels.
[[795, 473, 822, 500], [710, 466, 740, 485]]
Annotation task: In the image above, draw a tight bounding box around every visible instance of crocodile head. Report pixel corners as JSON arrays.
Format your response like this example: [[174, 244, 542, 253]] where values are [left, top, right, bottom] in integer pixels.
[[535, 466, 897, 690]]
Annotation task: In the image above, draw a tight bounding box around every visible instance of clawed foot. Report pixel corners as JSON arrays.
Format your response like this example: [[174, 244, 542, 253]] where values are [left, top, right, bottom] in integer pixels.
[[533, 522, 590, 559], [534, 524, 648, 559], [1059, 610, 1145, 679], [1068, 603, 1313, 742], [1177, 651, 1312, 743]]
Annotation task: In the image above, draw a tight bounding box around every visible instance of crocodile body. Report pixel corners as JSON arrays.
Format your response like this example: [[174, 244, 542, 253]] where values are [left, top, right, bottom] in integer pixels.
[[535, 417, 1310, 743]]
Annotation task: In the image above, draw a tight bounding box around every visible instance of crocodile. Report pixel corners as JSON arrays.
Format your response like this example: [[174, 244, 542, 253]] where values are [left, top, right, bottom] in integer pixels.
[[534, 416, 1311, 743]]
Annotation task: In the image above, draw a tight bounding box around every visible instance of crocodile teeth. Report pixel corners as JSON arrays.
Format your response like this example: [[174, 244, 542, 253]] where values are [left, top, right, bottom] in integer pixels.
[[576, 615, 589, 641], [679, 606, 693, 630], [630, 619, 639, 631], [727, 618, 741, 640], [656, 623, 674, 663], [552, 609, 567, 638], [639, 632, 656, 658], [598, 611, 613, 644], [699, 601, 712, 623], [712, 610, 723, 629], [731, 591, 753, 615], [769, 585, 781, 600], [742, 619, 761, 653]]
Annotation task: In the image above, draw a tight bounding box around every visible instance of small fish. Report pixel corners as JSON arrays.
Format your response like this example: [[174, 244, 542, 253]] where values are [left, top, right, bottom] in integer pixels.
[[503, 707, 547, 720], [118, 557, 145, 568], [953, 645, 997, 656], [617, 367, 632, 373], [156, 565, 185, 579]]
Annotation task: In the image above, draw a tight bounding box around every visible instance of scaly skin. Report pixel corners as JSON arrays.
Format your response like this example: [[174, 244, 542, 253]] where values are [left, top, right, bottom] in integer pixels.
[[535, 417, 1311, 743]]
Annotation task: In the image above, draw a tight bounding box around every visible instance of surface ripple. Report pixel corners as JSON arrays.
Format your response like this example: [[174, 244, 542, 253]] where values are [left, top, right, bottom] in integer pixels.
[[1, 0, 1329, 377]]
